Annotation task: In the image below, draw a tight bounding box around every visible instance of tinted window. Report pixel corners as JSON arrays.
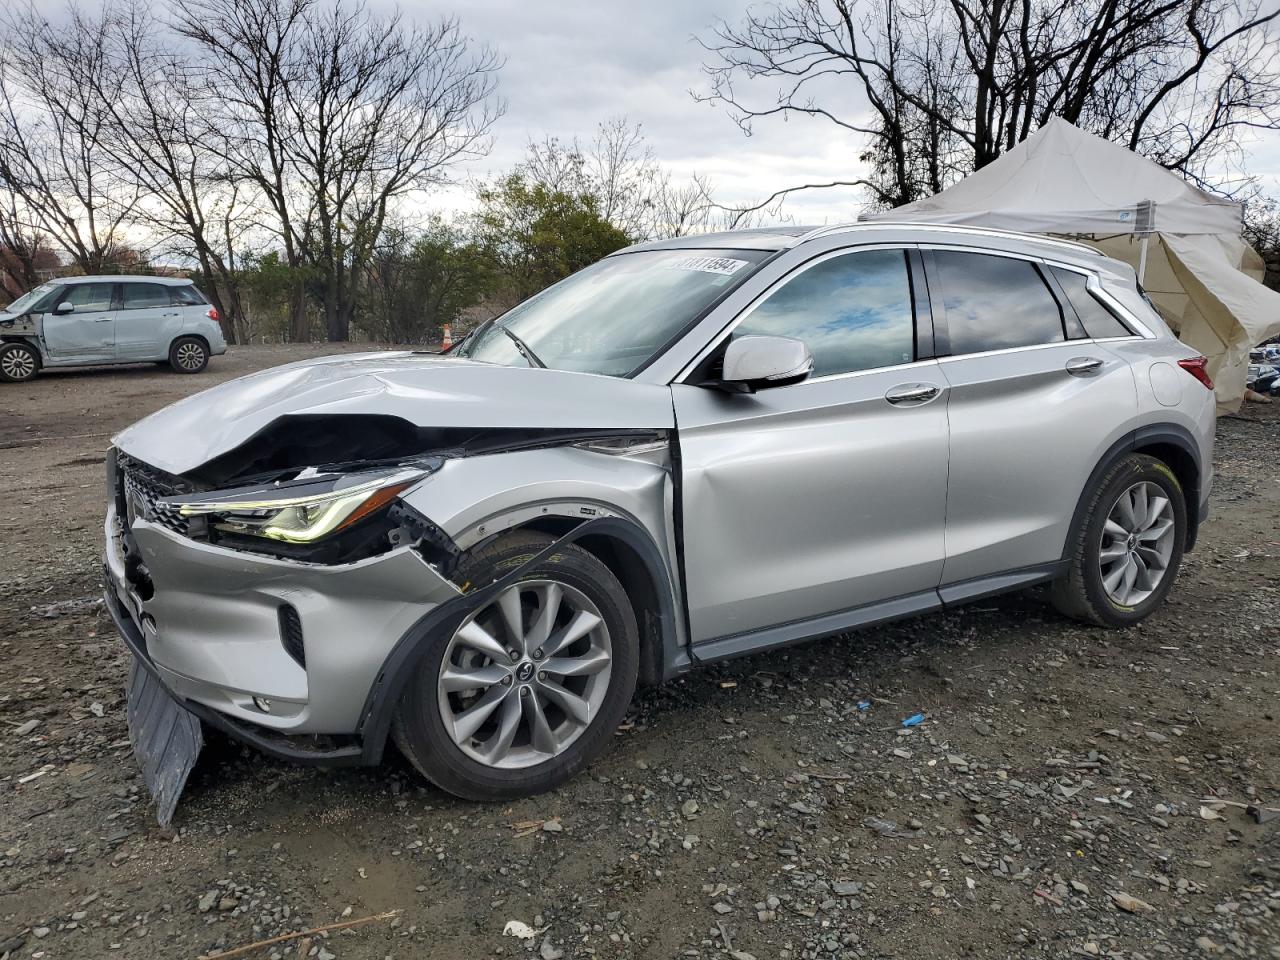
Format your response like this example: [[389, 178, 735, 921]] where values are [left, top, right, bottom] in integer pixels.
[[60, 282, 114, 312], [933, 251, 1064, 354], [733, 249, 915, 378], [1052, 267, 1132, 339], [170, 284, 208, 306], [122, 283, 171, 309]]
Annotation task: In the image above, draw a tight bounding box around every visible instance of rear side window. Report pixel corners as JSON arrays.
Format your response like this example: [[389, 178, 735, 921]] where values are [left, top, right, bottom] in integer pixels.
[[733, 249, 916, 378], [170, 284, 208, 306], [60, 282, 114, 312], [932, 251, 1065, 354], [1051, 267, 1132, 339], [121, 283, 171, 309]]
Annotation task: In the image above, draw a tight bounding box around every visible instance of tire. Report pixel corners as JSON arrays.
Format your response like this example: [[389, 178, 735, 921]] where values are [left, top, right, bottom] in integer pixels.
[[0, 342, 40, 383], [169, 336, 209, 373], [393, 530, 639, 800], [1051, 453, 1187, 627]]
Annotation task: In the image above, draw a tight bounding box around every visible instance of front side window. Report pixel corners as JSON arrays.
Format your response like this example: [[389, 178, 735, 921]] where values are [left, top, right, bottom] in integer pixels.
[[1051, 267, 1132, 339], [457, 249, 770, 378], [732, 249, 915, 378], [61, 282, 114, 312], [933, 251, 1065, 354], [121, 283, 171, 309]]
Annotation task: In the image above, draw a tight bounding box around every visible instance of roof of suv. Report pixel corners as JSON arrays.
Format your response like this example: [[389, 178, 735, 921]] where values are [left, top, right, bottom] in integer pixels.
[[53, 275, 194, 286], [622, 222, 1104, 260]]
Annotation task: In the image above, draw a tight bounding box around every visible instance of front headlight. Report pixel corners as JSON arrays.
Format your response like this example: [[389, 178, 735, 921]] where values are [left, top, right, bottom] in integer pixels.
[[163, 467, 427, 544]]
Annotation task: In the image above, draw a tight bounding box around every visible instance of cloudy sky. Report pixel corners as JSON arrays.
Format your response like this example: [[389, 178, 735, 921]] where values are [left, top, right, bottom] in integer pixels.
[[377, 0, 879, 224], [389, 0, 1280, 225]]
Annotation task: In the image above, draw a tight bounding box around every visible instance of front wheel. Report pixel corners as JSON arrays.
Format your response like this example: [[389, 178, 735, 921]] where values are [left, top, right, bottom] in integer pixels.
[[1051, 453, 1187, 627], [0, 342, 40, 383], [393, 531, 639, 800]]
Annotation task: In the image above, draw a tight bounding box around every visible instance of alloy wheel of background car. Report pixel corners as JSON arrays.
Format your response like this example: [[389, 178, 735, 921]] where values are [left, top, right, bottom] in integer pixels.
[[1097, 480, 1177, 607], [436, 579, 613, 769], [1050, 453, 1186, 627], [0, 342, 40, 382], [393, 531, 639, 800], [169, 337, 209, 373]]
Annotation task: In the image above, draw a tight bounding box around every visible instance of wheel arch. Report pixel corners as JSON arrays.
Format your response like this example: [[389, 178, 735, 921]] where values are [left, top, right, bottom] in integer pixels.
[[1067, 424, 1204, 556], [172, 332, 210, 354], [356, 515, 688, 766]]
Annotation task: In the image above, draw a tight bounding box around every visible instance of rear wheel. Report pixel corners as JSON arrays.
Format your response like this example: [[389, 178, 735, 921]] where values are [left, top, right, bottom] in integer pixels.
[[0, 342, 40, 383], [393, 531, 639, 800], [169, 336, 209, 373], [1051, 453, 1186, 627]]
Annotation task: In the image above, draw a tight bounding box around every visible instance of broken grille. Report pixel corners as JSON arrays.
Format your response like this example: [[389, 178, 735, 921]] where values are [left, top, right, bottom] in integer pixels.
[[116, 453, 192, 536]]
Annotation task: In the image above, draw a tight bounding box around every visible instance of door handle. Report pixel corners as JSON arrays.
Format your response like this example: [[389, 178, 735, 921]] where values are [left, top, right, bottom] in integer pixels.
[[93, 317, 113, 322], [1065, 357, 1104, 377], [885, 383, 941, 405]]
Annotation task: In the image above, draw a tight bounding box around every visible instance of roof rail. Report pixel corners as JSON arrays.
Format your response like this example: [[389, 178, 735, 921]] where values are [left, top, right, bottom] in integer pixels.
[[797, 221, 1104, 257]]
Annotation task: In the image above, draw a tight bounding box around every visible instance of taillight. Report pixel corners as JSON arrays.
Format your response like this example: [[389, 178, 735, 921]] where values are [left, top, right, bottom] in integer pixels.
[[1177, 356, 1213, 390], [206, 307, 220, 322]]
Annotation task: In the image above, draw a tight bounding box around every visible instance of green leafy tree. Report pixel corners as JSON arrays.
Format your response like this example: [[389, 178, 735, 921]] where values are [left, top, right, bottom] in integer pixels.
[[361, 219, 493, 343], [474, 174, 630, 305]]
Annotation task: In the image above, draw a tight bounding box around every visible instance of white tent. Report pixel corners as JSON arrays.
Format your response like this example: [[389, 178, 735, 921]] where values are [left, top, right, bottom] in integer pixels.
[[863, 117, 1280, 412]]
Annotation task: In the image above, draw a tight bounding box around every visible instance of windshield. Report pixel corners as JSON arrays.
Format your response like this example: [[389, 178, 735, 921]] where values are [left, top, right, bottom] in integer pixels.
[[457, 248, 771, 377], [3, 282, 57, 315]]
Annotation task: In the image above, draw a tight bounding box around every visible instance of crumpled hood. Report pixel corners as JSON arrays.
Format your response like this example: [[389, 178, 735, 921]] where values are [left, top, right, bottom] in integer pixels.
[[113, 351, 676, 475]]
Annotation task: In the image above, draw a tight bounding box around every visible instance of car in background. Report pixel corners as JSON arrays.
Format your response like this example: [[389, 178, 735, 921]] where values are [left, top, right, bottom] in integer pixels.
[[0, 276, 226, 383], [105, 223, 1216, 807]]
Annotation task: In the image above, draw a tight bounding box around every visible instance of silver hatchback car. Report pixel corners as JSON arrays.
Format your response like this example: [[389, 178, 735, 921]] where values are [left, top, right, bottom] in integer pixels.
[[104, 224, 1215, 808], [0, 275, 227, 382]]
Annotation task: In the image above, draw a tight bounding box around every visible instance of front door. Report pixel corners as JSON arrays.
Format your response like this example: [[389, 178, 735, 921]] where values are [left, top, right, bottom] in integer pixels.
[[673, 247, 950, 643], [41, 282, 117, 360]]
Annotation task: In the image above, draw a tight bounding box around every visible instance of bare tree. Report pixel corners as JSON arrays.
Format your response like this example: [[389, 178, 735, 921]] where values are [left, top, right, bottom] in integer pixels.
[[697, 0, 1280, 214], [0, 2, 138, 272], [174, 0, 501, 341], [520, 118, 734, 240], [86, 3, 250, 340]]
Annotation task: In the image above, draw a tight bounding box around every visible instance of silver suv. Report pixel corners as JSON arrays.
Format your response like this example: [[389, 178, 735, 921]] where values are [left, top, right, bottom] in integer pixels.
[[104, 224, 1215, 809], [0, 276, 227, 382]]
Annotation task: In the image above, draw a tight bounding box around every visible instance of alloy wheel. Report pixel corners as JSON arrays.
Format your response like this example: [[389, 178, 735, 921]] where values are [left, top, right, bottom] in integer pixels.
[[437, 579, 613, 769], [176, 342, 206, 370], [1, 347, 36, 380], [1098, 480, 1176, 606]]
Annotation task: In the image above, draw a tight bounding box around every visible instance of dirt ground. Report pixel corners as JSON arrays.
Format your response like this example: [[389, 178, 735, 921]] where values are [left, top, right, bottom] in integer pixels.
[[1, 345, 1277, 960]]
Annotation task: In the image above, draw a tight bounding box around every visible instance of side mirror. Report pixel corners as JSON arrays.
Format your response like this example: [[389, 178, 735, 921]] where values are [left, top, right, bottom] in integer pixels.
[[716, 335, 813, 391], [53, 301, 74, 315]]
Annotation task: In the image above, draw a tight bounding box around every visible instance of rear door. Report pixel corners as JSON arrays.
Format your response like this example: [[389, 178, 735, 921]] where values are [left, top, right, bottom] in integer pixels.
[[41, 282, 116, 360], [115, 282, 181, 360], [924, 248, 1138, 586], [673, 246, 950, 643]]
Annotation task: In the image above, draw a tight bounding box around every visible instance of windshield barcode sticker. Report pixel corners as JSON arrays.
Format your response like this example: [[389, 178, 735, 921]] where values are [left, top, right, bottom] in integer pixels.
[[667, 256, 750, 276]]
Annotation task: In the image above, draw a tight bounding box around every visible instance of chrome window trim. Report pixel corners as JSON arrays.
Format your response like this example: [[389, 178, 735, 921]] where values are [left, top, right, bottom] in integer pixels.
[[674, 242, 915, 384], [1035, 256, 1153, 339], [936, 339, 1089, 364]]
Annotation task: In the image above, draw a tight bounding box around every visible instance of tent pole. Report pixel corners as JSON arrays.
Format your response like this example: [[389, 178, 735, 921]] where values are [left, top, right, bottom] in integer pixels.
[[1137, 235, 1149, 284]]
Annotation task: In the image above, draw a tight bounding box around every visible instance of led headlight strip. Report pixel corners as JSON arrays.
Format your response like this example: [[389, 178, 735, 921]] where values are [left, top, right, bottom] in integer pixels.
[[166, 468, 425, 544]]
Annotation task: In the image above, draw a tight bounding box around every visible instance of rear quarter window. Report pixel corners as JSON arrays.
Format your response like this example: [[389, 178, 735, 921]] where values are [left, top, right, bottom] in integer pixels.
[[932, 250, 1065, 354], [1052, 267, 1133, 339], [170, 284, 208, 307]]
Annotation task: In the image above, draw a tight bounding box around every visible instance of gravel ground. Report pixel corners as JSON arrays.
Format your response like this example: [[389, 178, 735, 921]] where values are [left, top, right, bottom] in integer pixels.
[[1, 345, 1277, 960]]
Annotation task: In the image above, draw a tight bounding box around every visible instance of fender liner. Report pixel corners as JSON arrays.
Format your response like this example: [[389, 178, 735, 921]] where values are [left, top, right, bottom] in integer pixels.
[[354, 515, 687, 765], [1065, 423, 1206, 556]]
